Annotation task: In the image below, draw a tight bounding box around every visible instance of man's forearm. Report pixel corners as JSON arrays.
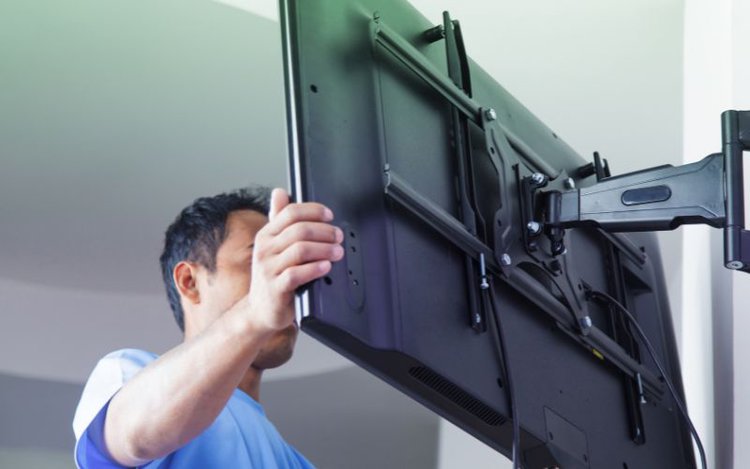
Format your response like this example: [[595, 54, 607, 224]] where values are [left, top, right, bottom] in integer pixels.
[[103, 301, 271, 466]]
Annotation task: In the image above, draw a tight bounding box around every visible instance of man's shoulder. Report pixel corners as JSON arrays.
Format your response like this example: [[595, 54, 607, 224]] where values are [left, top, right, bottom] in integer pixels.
[[82, 348, 159, 400], [86, 348, 159, 386], [72, 348, 158, 440], [98, 348, 159, 367]]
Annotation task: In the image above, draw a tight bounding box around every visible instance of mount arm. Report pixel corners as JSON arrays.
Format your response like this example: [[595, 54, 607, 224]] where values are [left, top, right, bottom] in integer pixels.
[[543, 110, 750, 272]]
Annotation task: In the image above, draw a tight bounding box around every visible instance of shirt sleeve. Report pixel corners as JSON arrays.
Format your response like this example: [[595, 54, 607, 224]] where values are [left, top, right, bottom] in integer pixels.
[[72, 348, 158, 469]]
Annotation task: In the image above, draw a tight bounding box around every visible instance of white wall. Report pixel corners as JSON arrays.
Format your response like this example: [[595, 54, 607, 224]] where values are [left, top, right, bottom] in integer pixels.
[[684, 0, 750, 467], [728, 1, 750, 467]]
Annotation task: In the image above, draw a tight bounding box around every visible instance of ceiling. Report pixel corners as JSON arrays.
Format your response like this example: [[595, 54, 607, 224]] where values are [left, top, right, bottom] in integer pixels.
[[0, 0, 352, 383]]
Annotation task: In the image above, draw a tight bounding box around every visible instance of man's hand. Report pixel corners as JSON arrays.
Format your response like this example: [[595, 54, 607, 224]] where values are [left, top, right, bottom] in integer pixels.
[[247, 188, 344, 333]]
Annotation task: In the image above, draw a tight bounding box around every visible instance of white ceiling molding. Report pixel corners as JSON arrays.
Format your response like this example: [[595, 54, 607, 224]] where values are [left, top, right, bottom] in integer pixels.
[[211, 0, 278, 21]]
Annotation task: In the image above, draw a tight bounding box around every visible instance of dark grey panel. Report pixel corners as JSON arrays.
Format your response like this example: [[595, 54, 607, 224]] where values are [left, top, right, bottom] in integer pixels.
[[0, 448, 74, 469], [0, 374, 81, 451]]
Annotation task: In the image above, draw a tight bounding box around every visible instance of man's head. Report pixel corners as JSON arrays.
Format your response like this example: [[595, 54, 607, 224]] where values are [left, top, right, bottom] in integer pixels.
[[159, 187, 298, 369]]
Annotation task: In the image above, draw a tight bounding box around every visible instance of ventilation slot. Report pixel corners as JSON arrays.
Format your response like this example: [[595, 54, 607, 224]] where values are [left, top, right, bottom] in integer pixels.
[[409, 366, 505, 426]]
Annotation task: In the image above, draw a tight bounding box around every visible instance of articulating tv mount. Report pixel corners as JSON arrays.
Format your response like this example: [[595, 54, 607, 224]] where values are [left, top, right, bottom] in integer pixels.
[[375, 10, 750, 403], [373, 11, 747, 459], [528, 110, 750, 272]]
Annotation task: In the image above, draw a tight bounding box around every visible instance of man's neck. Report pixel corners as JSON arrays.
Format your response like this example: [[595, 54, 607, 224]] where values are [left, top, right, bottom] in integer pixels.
[[238, 367, 262, 401]]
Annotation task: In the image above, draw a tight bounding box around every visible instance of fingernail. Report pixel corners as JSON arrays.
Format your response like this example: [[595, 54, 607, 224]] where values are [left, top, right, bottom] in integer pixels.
[[335, 228, 344, 242], [324, 208, 334, 221], [333, 245, 344, 259]]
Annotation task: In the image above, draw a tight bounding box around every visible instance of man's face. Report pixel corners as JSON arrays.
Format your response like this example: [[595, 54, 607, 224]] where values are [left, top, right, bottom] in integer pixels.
[[195, 209, 299, 370]]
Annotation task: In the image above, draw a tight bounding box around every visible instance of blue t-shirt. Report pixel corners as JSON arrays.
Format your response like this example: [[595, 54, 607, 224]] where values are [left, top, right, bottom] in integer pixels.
[[72, 349, 314, 469]]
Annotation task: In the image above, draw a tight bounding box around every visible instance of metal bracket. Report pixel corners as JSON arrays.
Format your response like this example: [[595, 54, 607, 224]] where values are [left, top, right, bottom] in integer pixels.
[[544, 153, 725, 232], [723, 110, 750, 271], [374, 15, 666, 399], [519, 170, 549, 253], [541, 110, 750, 275], [481, 107, 519, 258]]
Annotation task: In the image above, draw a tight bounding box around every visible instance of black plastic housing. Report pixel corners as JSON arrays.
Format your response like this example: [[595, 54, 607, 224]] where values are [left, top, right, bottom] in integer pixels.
[[279, 1, 696, 467]]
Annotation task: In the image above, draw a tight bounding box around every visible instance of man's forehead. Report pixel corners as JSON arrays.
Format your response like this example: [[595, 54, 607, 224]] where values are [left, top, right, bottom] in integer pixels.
[[212, 210, 267, 266], [223, 209, 268, 245]]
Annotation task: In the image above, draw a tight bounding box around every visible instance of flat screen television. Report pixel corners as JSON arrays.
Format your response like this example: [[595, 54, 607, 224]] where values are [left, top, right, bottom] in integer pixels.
[[279, 0, 696, 467]]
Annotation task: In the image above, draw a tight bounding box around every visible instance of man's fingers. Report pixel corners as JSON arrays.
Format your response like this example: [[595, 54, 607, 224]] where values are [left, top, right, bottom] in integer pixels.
[[277, 261, 332, 292], [271, 241, 344, 275], [269, 188, 290, 221], [270, 222, 343, 254], [264, 202, 334, 236]]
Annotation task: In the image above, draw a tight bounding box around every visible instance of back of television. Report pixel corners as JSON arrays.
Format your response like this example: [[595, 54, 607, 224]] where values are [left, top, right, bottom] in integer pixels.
[[280, 0, 748, 467]]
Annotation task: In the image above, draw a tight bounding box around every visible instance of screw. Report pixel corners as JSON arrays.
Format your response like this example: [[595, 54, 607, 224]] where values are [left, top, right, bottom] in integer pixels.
[[500, 253, 512, 266], [485, 108, 497, 121], [530, 172, 545, 185], [727, 260, 744, 270], [551, 241, 565, 257], [636, 373, 647, 404], [579, 316, 592, 329], [423, 25, 445, 43], [527, 221, 542, 235], [564, 177, 576, 189], [479, 253, 489, 289]]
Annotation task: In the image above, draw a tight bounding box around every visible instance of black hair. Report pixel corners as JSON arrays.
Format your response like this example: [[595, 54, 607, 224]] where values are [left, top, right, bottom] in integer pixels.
[[159, 186, 271, 331]]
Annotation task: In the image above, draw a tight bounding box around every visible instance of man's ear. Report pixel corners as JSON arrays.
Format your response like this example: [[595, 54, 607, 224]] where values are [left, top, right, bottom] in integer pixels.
[[173, 261, 201, 306]]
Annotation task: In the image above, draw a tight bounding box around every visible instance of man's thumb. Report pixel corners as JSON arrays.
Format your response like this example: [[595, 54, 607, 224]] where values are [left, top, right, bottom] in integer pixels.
[[269, 188, 289, 221]]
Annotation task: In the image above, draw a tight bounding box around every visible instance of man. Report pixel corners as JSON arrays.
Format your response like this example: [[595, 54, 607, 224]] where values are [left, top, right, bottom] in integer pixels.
[[72, 186, 344, 468]]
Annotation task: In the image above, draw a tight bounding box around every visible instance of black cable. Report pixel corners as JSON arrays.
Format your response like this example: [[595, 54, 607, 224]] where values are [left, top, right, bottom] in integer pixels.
[[486, 279, 521, 469], [588, 290, 707, 469]]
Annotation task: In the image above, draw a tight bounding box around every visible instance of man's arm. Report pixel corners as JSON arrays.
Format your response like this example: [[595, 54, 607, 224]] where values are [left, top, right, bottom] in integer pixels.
[[102, 189, 343, 466]]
